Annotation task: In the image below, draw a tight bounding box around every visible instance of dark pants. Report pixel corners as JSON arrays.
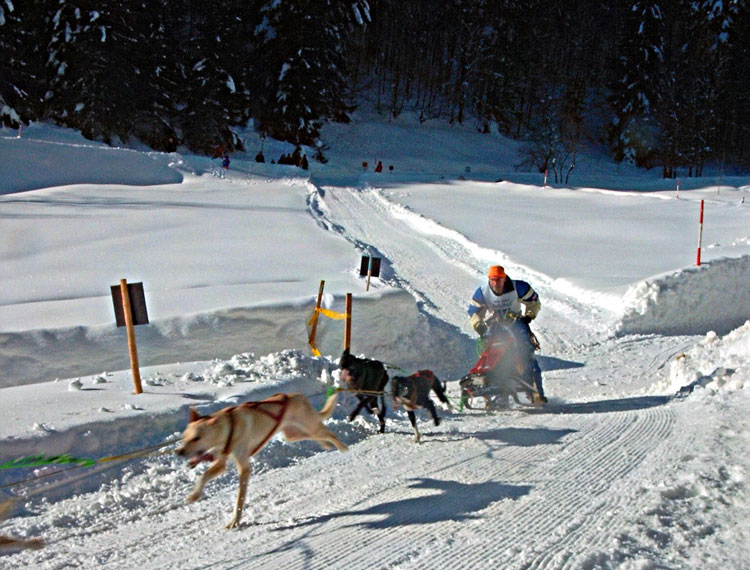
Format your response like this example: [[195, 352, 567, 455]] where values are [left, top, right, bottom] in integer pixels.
[[513, 320, 544, 397]]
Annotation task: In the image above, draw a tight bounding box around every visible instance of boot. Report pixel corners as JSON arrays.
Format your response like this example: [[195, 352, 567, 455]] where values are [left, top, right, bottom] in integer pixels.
[[532, 392, 548, 405]]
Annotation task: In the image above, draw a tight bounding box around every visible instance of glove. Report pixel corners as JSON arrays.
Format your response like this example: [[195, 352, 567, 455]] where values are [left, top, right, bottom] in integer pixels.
[[476, 322, 488, 337]]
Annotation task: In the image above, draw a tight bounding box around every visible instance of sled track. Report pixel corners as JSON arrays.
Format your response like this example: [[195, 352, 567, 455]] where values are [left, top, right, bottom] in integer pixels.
[[308, 185, 605, 352], [154, 402, 679, 570], [1, 394, 692, 569]]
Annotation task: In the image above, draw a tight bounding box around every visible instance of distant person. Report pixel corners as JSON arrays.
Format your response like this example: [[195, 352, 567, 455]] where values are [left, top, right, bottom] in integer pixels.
[[468, 265, 546, 403], [212, 145, 224, 159], [222, 154, 230, 169], [375, 160, 383, 173], [255, 150, 265, 163], [291, 146, 302, 167], [301, 154, 309, 170]]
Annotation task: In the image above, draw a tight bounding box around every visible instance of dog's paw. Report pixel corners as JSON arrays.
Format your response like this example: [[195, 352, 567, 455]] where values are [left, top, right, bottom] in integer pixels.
[[226, 518, 241, 530], [187, 492, 202, 503]]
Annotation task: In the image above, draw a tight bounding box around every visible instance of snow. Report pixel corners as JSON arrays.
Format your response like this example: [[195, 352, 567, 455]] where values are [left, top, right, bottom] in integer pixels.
[[0, 111, 749, 569]]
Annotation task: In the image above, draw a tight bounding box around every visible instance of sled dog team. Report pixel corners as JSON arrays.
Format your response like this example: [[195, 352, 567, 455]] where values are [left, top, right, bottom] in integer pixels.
[[176, 347, 451, 528], [179, 263, 545, 528]]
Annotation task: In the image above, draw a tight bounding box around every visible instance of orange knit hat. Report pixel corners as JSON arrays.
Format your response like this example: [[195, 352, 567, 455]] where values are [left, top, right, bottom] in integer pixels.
[[487, 265, 506, 279]]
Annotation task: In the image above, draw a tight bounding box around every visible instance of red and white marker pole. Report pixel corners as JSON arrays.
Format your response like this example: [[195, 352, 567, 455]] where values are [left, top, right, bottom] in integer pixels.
[[543, 169, 548, 187], [676, 178, 680, 198], [696, 199, 704, 266]]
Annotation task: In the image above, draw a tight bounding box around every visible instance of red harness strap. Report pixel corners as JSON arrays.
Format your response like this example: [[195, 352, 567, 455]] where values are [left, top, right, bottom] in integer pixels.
[[395, 370, 435, 409], [221, 394, 290, 456]]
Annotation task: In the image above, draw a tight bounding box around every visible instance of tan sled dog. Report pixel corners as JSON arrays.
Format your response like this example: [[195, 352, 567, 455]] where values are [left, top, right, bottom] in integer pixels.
[[0, 500, 44, 551], [176, 392, 347, 528]]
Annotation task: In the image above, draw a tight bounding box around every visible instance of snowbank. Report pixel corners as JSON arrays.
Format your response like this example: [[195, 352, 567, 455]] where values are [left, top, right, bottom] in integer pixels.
[[616, 256, 750, 336], [0, 136, 182, 194], [658, 321, 750, 395], [0, 289, 475, 388]]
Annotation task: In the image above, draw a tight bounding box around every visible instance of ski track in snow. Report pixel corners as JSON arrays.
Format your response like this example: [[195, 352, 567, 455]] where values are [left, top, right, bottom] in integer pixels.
[[2, 400, 697, 569], [3, 181, 737, 569]]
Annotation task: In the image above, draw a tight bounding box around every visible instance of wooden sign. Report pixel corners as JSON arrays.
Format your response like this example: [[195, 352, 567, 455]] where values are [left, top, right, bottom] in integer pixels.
[[110, 279, 147, 394], [111, 282, 149, 327]]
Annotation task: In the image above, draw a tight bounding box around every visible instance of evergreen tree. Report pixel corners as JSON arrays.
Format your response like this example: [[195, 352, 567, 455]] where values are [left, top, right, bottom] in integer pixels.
[[0, 0, 51, 127], [609, 0, 666, 168], [723, 0, 750, 165], [45, 1, 137, 143], [255, 0, 370, 145], [176, 0, 251, 153]]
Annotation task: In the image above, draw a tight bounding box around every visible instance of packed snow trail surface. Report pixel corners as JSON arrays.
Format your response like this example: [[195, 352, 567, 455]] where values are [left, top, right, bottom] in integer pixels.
[[5, 392, 746, 569]]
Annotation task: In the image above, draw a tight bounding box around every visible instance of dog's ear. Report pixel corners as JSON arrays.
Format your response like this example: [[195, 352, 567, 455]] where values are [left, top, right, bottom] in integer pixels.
[[339, 348, 350, 366], [188, 407, 202, 423]]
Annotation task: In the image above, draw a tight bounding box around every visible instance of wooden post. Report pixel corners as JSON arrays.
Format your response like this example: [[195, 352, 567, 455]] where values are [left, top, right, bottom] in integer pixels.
[[308, 280, 325, 352], [365, 256, 373, 291], [120, 279, 143, 394], [344, 293, 352, 351]]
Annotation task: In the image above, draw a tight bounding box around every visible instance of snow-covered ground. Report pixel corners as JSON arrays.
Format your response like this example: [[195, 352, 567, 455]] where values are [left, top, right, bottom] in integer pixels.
[[1, 112, 749, 569]]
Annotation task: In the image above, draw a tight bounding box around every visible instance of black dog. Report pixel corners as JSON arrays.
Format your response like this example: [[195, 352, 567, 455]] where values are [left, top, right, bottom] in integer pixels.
[[339, 348, 389, 433], [391, 370, 451, 443]]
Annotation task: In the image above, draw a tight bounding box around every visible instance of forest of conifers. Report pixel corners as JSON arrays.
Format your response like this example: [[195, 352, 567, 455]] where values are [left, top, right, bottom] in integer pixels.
[[1, 0, 748, 176]]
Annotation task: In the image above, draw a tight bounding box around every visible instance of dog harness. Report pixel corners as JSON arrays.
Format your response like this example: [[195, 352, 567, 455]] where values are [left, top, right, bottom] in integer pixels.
[[394, 370, 435, 409], [221, 394, 290, 457]]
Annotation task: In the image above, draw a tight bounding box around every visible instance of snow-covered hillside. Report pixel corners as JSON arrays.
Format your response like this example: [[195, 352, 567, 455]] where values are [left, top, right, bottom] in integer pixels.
[[0, 114, 749, 569]]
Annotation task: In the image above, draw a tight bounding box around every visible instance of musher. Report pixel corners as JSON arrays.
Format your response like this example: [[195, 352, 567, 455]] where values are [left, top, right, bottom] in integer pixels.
[[468, 265, 547, 404]]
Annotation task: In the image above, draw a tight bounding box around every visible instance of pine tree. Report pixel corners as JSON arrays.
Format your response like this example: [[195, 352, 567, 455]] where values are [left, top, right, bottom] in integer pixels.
[[0, 0, 51, 127], [608, 0, 666, 168], [175, 0, 252, 154], [45, 1, 135, 143], [255, 0, 370, 146]]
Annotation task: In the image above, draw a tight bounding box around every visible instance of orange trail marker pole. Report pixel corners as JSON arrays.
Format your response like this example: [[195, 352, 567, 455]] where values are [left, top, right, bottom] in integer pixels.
[[309, 280, 325, 353], [120, 279, 143, 394], [344, 293, 352, 351], [696, 200, 704, 266]]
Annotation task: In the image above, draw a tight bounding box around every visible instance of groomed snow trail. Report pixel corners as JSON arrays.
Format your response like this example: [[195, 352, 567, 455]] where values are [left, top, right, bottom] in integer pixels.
[[5, 395, 718, 570]]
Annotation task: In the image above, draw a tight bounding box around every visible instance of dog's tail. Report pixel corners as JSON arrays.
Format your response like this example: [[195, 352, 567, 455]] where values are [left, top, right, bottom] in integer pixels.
[[432, 375, 450, 404], [319, 392, 339, 420]]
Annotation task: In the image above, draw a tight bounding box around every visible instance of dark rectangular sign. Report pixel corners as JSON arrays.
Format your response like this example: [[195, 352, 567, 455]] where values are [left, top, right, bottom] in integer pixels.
[[111, 282, 149, 327], [359, 255, 381, 278]]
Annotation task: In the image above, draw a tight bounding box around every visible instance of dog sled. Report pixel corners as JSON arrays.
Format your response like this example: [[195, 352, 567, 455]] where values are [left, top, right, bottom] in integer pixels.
[[459, 319, 541, 410]]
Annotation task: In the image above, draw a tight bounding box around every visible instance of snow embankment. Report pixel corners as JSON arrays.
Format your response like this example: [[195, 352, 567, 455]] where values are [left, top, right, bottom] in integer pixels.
[[616, 255, 750, 336], [0, 135, 182, 194], [658, 321, 750, 395], [0, 289, 475, 388]]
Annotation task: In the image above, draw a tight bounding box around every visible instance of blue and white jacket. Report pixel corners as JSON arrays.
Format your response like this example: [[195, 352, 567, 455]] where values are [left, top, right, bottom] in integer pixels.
[[468, 278, 541, 332]]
